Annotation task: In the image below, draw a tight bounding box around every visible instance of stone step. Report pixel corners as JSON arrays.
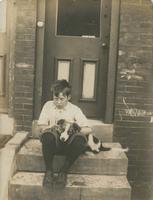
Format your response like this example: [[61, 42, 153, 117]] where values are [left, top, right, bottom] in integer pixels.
[[16, 139, 128, 175], [88, 119, 113, 142], [32, 119, 113, 142], [9, 172, 131, 200]]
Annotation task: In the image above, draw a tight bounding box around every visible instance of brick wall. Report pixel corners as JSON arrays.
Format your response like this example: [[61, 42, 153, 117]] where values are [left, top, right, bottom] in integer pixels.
[[14, 0, 37, 132], [114, 0, 153, 199]]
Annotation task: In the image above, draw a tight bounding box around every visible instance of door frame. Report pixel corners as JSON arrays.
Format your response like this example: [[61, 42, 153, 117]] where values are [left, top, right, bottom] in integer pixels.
[[0, 0, 16, 115], [34, 0, 121, 123]]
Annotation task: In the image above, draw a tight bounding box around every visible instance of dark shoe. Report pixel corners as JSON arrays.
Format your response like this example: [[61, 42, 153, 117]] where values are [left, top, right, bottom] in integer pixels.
[[56, 172, 67, 188], [43, 170, 54, 187]]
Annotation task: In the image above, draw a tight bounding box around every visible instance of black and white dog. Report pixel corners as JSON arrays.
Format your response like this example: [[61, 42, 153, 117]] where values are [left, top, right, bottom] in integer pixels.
[[54, 119, 111, 153], [55, 119, 128, 153]]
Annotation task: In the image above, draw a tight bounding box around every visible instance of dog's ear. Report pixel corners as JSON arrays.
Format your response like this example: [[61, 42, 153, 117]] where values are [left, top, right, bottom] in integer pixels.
[[57, 119, 65, 126], [72, 123, 81, 132], [92, 135, 99, 144]]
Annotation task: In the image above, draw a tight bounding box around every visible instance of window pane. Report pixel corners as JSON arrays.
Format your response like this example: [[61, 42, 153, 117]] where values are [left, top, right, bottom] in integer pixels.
[[57, 60, 70, 81], [57, 0, 101, 37], [82, 62, 96, 99]]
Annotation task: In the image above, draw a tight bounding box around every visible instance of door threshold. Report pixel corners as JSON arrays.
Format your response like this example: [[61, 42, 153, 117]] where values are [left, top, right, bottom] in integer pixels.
[[88, 119, 113, 125]]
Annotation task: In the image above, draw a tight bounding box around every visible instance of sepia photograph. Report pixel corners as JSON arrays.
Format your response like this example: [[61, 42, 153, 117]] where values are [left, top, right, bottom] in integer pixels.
[[0, 0, 153, 199]]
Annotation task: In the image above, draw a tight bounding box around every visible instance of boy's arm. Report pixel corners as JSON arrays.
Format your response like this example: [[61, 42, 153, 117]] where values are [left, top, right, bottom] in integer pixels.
[[38, 124, 50, 133], [37, 101, 51, 135], [74, 107, 92, 135], [81, 126, 92, 135]]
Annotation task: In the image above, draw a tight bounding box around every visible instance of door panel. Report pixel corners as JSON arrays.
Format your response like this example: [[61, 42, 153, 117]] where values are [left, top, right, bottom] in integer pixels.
[[57, 0, 100, 37], [42, 0, 111, 118]]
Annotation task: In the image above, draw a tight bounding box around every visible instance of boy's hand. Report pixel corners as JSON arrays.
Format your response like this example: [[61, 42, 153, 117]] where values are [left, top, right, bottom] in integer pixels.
[[37, 125, 50, 141], [38, 125, 50, 133]]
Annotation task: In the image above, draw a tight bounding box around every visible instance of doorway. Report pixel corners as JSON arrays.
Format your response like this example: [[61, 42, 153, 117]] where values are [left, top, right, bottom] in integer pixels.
[[42, 0, 111, 119]]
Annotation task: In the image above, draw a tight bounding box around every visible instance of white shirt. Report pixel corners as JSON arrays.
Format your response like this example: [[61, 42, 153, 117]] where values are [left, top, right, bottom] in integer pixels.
[[38, 101, 90, 128]]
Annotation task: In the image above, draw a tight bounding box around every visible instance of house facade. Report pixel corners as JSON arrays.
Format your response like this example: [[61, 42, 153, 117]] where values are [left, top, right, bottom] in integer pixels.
[[0, 0, 153, 199]]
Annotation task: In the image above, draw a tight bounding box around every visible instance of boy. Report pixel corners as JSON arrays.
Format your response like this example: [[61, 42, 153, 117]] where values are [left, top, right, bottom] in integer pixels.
[[38, 79, 92, 188]]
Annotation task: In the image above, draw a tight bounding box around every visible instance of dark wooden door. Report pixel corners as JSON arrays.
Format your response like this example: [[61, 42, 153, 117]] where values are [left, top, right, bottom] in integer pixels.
[[42, 0, 111, 119]]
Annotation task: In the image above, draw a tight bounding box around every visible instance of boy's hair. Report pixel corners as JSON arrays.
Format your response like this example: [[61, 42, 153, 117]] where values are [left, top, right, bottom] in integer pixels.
[[51, 79, 71, 97]]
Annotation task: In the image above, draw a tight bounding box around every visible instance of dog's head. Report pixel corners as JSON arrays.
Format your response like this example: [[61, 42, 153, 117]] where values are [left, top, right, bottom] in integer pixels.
[[56, 119, 67, 133], [57, 119, 66, 127], [57, 119, 81, 142], [67, 122, 81, 136]]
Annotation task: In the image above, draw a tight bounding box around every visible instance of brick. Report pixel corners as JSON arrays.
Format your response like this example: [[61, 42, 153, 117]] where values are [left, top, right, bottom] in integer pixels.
[[14, 110, 33, 116], [23, 104, 33, 110], [14, 97, 33, 104], [23, 115, 33, 121], [121, 0, 141, 5]]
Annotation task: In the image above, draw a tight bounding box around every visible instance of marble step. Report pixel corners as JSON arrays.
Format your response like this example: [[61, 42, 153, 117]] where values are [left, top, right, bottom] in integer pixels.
[[16, 139, 128, 175], [9, 172, 131, 200]]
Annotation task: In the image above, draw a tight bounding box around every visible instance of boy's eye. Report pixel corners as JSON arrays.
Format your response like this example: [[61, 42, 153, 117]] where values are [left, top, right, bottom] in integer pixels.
[[54, 97, 65, 101]]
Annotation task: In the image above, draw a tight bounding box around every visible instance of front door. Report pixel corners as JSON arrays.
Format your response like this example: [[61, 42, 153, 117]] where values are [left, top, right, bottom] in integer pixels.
[[42, 0, 111, 119]]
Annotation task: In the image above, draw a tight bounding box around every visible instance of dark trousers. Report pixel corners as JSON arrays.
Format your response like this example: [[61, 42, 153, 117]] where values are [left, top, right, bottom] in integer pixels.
[[41, 132, 87, 172]]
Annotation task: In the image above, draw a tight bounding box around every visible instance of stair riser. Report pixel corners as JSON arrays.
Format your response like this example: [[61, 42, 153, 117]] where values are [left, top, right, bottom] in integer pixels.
[[16, 154, 128, 175], [92, 125, 113, 142], [9, 185, 131, 200]]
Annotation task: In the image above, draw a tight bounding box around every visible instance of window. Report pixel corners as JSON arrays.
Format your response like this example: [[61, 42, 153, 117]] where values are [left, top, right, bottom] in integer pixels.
[[57, 0, 101, 37]]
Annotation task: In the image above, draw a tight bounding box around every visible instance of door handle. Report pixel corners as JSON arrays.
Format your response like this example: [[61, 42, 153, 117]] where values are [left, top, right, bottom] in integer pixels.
[[102, 43, 107, 48], [37, 21, 45, 28]]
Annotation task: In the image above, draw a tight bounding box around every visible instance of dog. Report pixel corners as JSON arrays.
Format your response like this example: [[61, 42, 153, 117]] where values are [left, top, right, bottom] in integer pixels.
[[51, 119, 111, 154], [42, 119, 128, 154], [41, 119, 81, 141]]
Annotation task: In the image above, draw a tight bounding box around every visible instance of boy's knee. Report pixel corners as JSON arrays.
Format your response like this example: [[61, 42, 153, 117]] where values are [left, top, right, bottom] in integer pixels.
[[41, 132, 56, 144], [67, 135, 87, 156], [72, 135, 87, 147]]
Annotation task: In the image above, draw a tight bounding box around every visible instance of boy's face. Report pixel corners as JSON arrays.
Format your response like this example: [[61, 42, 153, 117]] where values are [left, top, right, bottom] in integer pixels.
[[53, 92, 71, 109]]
